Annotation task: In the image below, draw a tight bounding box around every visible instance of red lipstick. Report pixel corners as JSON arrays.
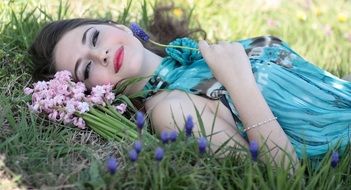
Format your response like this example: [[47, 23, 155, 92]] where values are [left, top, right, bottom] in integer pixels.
[[114, 46, 124, 73]]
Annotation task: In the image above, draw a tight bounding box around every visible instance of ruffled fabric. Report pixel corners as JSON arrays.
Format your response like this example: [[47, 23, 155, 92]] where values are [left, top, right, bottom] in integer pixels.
[[143, 38, 213, 95], [236, 36, 351, 158], [143, 36, 351, 162], [165, 38, 203, 65]]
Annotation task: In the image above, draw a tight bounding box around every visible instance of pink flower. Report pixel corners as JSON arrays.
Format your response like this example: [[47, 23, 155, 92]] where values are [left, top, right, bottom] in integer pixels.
[[91, 86, 106, 97], [116, 103, 127, 114], [105, 92, 115, 103], [65, 101, 76, 114], [63, 114, 73, 124], [48, 111, 59, 121], [73, 82, 86, 94], [56, 84, 70, 96], [42, 99, 54, 112], [73, 92, 85, 100], [77, 102, 90, 113], [53, 95, 65, 105], [54, 70, 72, 81], [88, 95, 104, 105], [24, 87, 33, 95], [34, 81, 48, 91], [29, 103, 40, 113], [73, 117, 86, 129], [102, 84, 113, 91], [26, 70, 118, 130]]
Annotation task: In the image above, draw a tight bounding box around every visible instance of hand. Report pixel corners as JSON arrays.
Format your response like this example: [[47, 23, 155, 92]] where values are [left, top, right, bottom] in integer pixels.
[[198, 40, 255, 87]]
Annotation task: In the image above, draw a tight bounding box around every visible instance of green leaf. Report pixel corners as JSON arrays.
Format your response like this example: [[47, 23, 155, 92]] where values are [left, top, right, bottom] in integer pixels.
[[84, 161, 106, 190], [186, 93, 206, 137], [118, 0, 133, 24], [140, 0, 149, 28], [115, 94, 138, 112], [113, 75, 150, 95], [5, 107, 16, 128]]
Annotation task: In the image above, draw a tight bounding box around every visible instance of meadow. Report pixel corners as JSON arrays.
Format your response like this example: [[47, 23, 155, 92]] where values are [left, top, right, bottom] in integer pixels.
[[1, 0, 351, 189]]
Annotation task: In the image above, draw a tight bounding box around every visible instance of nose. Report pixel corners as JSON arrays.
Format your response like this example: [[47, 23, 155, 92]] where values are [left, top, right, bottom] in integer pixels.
[[91, 49, 109, 65]]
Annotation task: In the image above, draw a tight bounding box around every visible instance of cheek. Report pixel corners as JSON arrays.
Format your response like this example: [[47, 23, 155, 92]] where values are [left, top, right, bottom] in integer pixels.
[[123, 46, 144, 75], [90, 70, 115, 86]]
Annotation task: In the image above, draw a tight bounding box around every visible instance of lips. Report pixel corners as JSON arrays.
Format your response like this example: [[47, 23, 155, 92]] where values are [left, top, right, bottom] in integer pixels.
[[114, 46, 124, 73]]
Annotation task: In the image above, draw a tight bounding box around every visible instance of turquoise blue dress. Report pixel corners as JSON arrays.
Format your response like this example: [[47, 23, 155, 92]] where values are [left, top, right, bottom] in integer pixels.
[[142, 36, 351, 161]]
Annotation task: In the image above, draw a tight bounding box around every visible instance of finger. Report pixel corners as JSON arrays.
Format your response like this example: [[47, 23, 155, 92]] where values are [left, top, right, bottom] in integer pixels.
[[198, 40, 211, 55]]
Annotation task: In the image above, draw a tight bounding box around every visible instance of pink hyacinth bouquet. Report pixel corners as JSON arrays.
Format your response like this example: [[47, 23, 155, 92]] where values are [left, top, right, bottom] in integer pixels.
[[24, 70, 155, 142]]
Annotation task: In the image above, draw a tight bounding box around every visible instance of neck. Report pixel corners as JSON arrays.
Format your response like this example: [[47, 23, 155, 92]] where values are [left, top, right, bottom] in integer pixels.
[[123, 48, 163, 95]]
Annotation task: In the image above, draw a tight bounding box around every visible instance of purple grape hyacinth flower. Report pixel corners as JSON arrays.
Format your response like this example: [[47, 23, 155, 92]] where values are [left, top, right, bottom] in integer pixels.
[[106, 157, 118, 175], [130, 22, 150, 42], [133, 140, 142, 154], [154, 147, 165, 161], [129, 149, 138, 162], [160, 131, 169, 144], [129, 22, 198, 51], [185, 115, 194, 137], [169, 131, 178, 142], [249, 140, 259, 161], [136, 111, 144, 130], [331, 151, 339, 168], [198, 137, 208, 154]]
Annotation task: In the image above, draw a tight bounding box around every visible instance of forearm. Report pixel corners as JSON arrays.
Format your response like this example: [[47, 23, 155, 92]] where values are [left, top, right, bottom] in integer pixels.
[[224, 76, 299, 170], [198, 40, 299, 171]]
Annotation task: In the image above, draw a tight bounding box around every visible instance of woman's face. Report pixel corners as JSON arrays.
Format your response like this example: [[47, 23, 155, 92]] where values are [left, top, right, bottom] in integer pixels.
[[54, 23, 145, 88]]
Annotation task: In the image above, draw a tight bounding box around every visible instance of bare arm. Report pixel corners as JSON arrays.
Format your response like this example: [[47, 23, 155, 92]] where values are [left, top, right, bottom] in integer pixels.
[[227, 76, 299, 169], [198, 40, 299, 170], [148, 91, 249, 153]]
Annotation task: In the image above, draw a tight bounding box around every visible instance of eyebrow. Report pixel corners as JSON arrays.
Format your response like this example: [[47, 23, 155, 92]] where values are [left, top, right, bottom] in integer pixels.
[[82, 27, 93, 44]]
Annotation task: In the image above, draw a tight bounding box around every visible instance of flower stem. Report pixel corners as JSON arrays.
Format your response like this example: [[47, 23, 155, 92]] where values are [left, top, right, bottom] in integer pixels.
[[83, 114, 116, 140], [149, 39, 199, 51], [83, 110, 138, 141], [105, 105, 158, 143], [104, 105, 136, 126]]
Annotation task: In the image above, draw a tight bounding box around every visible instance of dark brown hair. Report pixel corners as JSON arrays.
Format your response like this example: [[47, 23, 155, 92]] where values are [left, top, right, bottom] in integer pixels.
[[28, 4, 206, 82]]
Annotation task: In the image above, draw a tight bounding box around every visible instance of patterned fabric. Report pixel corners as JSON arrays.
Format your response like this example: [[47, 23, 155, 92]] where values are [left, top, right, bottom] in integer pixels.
[[142, 36, 351, 160]]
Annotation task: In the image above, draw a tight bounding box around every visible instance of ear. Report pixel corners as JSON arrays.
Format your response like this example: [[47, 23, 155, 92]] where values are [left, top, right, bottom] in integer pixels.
[[113, 24, 133, 35]]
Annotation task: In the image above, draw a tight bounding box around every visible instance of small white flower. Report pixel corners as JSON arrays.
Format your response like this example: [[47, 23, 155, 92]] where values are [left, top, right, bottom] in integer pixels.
[[77, 102, 90, 113], [91, 86, 106, 97], [116, 103, 127, 114], [24, 87, 34, 95], [34, 81, 48, 91], [65, 103, 76, 114]]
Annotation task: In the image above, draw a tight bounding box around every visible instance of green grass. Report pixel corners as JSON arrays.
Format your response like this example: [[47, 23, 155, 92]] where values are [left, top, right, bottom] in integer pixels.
[[1, 0, 351, 189]]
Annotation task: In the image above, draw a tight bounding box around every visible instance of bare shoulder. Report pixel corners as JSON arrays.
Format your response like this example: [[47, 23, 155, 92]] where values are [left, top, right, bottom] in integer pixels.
[[144, 90, 212, 115], [144, 90, 246, 151], [144, 90, 237, 130]]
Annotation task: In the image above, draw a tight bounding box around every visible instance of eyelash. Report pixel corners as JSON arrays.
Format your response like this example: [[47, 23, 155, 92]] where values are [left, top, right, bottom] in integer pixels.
[[92, 30, 100, 46], [84, 29, 99, 80], [84, 61, 92, 80]]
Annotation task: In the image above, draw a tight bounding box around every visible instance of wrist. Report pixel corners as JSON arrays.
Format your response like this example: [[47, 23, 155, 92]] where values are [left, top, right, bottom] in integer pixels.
[[222, 75, 257, 93]]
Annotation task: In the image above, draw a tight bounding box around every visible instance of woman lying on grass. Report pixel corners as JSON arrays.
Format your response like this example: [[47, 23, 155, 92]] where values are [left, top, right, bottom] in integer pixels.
[[28, 6, 351, 172]]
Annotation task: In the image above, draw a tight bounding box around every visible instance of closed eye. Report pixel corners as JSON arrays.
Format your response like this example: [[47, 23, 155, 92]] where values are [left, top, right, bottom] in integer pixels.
[[92, 29, 100, 46], [84, 61, 92, 80]]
